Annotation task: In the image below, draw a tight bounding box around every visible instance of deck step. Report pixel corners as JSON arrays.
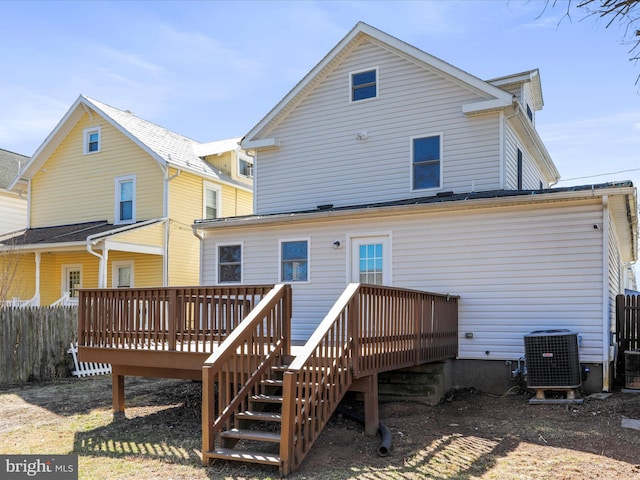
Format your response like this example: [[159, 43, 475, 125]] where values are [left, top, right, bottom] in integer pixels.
[[250, 394, 283, 404], [236, 410, 282, 422], [261, 378, 284, 387], [221, 428, 281, 443], [204, 447, 280, 466]]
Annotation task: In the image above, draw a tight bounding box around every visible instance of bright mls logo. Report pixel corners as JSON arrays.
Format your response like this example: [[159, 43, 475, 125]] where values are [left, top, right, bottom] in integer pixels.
[[1, 455, 78, 479]]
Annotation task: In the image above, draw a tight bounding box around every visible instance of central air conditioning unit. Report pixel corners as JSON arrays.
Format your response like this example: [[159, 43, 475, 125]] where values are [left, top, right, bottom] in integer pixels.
[[524, 329, 581, 389]]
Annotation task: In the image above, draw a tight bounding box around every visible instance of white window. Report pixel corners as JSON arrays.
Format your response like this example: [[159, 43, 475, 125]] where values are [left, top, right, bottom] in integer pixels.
[[411, 134, 443, 191], [350, 67, 378, 102], [112, 261, 134, 288], [62, 265, 82, 298], [203, 182, 222, 219], [115, 175, 136, 224], [83, 126, 101, 154], [280, 239, 309, 282], [217, 244, 242, 283], [238, 155, 254, 178]]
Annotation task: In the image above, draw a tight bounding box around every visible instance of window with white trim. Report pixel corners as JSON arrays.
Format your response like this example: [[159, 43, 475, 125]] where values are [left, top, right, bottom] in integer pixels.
[[218, 244, 242, 283], [411, 134, 442, 190], [204, 182, 221, 219], [238, 155, 253, 179], [350, 67, 378, 102], [112, 261, 134, 288], [280, 239, 309, 282], [115, 175, 136, 224], [83, 126, 101, 154]]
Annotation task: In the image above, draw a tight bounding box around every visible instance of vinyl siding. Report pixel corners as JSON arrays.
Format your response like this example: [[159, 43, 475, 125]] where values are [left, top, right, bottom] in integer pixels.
[[608, 212, 622, 350], [30, 111, 164, 227], [40, 252, 100, 305], [0, 252, 36, 301], [0, 192, 27, 234], [504, 123, 547, 190], [202, 199, 609, 360], [111, 222, 165, 248], [255, 40, 502, 215]]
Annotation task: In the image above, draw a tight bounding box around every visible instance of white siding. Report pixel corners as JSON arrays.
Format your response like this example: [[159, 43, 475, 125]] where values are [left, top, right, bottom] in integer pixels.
[[504, 123, 547, 190], [0, 192, 27, 234], [255, 40, 502, 215], [202, 199, 607, 360]]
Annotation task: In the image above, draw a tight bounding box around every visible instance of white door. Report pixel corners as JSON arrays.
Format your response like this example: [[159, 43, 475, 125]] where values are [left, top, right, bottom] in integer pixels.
[[350, 236, 390, 285]]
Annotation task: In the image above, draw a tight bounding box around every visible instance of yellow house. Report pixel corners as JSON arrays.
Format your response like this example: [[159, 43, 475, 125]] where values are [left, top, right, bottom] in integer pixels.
[[0, 95, 253, 306]]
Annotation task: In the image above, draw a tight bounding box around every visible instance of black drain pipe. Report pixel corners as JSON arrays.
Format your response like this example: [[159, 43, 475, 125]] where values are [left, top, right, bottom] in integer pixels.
[[337, 407, 392, 456]]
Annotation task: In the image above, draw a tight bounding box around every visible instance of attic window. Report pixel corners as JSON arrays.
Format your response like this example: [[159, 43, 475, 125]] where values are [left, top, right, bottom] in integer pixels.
[[350, 68, 377, 102], [526, 104, 533, 122], [83, 127, 101, 154]]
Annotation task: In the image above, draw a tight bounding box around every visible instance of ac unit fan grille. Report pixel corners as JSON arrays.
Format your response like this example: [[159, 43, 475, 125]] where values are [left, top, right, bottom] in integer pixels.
[[524, 330, 581, 388]]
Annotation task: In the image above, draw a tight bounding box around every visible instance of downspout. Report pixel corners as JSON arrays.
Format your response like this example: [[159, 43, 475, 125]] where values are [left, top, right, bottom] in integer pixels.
[[86, 240, 107, 288], [162, 166, 181, 286], [34, 251, 40, 305], [192, 226, 204, 285], [501, 98, 518, 190], [602, 195, 611, 391]]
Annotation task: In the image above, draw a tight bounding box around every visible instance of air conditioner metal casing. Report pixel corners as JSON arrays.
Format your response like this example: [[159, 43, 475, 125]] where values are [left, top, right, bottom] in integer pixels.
[[524, 329, 581, 389]]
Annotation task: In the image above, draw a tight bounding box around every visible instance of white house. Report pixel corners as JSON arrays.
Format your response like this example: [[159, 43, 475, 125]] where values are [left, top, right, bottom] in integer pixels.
[[0, 148, 28, 235], [194, 22, 638, 393]]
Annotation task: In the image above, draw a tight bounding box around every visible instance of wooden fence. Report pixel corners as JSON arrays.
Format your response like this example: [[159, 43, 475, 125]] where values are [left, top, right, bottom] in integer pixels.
[[0, 306, 77, 385], [616, 294, 640, 383]]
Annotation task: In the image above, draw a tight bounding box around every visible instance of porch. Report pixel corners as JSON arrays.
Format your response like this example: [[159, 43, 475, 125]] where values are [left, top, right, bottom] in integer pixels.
[[78, 283, 458, 476]]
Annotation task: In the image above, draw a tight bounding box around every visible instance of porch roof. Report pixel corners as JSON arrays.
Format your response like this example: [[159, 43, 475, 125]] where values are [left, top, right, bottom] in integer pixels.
[[0, 219, 164, 248]]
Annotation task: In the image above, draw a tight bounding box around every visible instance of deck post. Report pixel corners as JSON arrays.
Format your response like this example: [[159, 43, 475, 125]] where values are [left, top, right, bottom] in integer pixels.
[[362, 373, 379, 435], [112, 366, 125, 419], [201, 364, 214, 464]]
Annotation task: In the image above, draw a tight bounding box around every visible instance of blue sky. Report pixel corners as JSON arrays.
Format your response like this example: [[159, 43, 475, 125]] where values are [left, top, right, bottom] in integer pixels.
[[1, 0, 639, 188]]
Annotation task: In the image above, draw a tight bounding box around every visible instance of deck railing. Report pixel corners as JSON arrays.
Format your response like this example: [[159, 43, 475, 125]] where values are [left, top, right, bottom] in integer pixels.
[[78, 286, 274, 353], [279, 283, 458, 475], [201, 284, 292, 458]]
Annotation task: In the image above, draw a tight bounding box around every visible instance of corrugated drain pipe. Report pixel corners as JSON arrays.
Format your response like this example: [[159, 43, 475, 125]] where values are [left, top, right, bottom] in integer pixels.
[[336, 407, 392, 457]]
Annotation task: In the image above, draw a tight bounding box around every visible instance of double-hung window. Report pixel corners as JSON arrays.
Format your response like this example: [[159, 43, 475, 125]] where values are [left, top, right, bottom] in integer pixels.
[[115, 175, 135, 224], [350, 68, 378, 102], [280, 240, 308, 282], [218, 244, 242, 283], [204, 182, 221, 220], [83, 126, 101, 154], [411, 134, 442, 190]]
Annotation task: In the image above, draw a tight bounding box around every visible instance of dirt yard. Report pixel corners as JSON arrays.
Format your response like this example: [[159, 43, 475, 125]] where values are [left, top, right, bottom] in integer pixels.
[[1, 376, 640, 479]]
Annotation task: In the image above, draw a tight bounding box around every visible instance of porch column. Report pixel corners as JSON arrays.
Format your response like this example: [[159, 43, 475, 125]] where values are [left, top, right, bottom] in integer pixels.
[[34, 252, 41, 305]]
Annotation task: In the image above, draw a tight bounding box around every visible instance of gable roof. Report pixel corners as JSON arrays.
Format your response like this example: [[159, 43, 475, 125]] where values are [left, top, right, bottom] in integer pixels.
[[242, 21, 514, 147], [487, 69, 543, 110], [0, 148, 28, 190], [13, 95, 249, 191]]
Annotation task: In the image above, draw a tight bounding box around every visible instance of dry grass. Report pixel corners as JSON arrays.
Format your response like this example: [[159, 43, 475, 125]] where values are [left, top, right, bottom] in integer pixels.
[[1, 376, 640, 479]]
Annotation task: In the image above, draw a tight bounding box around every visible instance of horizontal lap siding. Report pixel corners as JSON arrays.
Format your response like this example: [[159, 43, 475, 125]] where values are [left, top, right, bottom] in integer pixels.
[[256, 40, 501, 215], [202, 200, 608, 359], [0, 193, 27, 234], [31, 111, 164, 227], [504, 123, 546, 190]]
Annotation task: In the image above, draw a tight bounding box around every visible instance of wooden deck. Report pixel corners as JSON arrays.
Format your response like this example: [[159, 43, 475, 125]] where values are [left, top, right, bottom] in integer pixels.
[[78, 283, 458, 476]]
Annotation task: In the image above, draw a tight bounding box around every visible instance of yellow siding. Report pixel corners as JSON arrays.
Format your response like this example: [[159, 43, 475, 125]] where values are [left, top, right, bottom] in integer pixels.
[[0, 252, 36, 301], [111, 221, 165, 247], [225, 188, 253, 216], [167, 170, 201, 285], [204, 151, 234, 176], [107, 251, 163, 288], [38, 252, 100, 305], [31, 110, 164, 227]]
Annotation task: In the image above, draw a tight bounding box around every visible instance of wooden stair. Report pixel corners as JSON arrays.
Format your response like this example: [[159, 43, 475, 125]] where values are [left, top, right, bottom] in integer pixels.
[[203, 362, 290, 467]]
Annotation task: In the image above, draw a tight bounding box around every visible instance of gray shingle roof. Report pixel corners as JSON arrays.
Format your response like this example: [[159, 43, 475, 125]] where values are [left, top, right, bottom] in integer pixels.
[[0, 220, 160, 247], [0, 148, 28, 189], [83, 96, 244, 187]]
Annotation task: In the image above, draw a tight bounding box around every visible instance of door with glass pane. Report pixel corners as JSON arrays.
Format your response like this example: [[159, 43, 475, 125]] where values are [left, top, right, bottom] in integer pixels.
[[63, 266, 82, 298], [350, 236, 390, 285]]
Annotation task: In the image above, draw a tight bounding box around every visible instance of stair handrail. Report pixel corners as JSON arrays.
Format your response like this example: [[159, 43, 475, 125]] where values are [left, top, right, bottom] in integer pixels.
[[279, 283, 360, 475], [201, 283, 292, 461]]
